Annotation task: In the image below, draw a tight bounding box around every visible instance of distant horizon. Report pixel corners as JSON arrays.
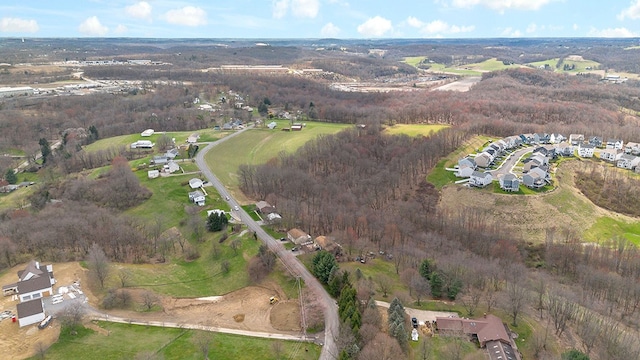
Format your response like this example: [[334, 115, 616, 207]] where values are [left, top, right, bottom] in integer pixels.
[[3, 1, 640, 39]]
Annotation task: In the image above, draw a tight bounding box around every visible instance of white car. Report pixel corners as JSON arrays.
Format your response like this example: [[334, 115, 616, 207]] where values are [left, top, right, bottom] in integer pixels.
[[234, 205, 239, 211]]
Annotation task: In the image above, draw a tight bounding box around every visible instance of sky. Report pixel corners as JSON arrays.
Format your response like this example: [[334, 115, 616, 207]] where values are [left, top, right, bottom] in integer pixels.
[[2, 1, 640, 39]]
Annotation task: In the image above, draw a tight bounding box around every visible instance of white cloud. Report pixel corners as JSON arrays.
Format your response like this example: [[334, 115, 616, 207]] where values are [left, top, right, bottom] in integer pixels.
[[573, 23, 579, 31], [500, 27, 522, 37], [589, 27, 636, 37], [321, 22, 341, 37], [272, 0, 320, 19], [164, 6, 207, 26], [0, 17, 39, 33], [272, 0, 289, 19], [292, 0, 320, 18], [114, 24, 128, 34], [407, 16, 424, 28], [125, 1, 152, 20], [79, 16, 108, 36], [526, 23, 537, 33], [406, 17, 474, 36], [357, 16, 393, 37], [451, 0, 555, 11], [618, 0, 640, 20]]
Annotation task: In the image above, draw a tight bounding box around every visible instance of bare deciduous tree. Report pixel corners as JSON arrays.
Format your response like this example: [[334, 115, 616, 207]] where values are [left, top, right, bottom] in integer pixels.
[[192, 332, 213, 360], [376, 274, 393, 298], [141, 291, 160, 311], [87, 242, 110, 289]]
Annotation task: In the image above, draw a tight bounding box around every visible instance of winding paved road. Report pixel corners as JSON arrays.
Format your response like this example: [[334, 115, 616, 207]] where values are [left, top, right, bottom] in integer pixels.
[[195, 127, 339, 360]]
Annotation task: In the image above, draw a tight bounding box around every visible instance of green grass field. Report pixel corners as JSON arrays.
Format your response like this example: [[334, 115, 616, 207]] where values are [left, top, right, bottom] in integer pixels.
[[84, 129, 230, 153], [39, 322, 320, 360], [527, 58, 559, 69], [383, 124, 450, 137], [583, 216, 640, 246], [111, 232, 260, 297], [205, 120, 351, 199]]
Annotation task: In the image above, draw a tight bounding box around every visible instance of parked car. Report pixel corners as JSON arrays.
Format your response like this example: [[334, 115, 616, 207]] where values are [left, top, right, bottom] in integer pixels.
[[234, 205, 239, 211], [411, 317, 418, 328], [291, 247, 298, 252], [38, 315, 52, 329], [280, 237, 287, 241]]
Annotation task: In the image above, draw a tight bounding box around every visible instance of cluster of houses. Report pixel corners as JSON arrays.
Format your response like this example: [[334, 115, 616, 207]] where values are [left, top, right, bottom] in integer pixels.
[[147, 148, 182, 179], [455, 132, 640, 192], [2, 261, 55, 327]]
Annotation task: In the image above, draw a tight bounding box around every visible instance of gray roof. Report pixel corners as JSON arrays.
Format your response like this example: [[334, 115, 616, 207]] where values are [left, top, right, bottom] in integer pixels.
[[18, 260, 43, 281], [17, 274, 51, 294], [472, 171, 492, 179], [503, 174, 517, 181], [580, 143, 595, 149], [17, 298, 44, 318]]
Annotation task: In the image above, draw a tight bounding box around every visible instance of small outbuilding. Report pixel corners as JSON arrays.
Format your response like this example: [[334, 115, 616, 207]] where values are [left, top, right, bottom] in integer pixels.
[[17, 299, 45, 328]]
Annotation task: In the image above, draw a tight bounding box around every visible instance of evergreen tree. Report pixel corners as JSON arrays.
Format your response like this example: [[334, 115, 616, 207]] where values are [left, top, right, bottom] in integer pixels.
[[4, 168, 17, 184], [312, 251, 337, 284], [419, 259, 434, 280], [39, 138, 51, 165], [430, 271, 443, 298], [206, 212, 228, 232]]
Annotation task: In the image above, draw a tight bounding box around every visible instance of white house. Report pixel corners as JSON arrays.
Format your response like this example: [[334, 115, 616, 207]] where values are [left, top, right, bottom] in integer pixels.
[[624, 142, 640, 155], [16, 299, 45, 327], [189, 178, 203, 189], [130, 140, 154, 149], [207, 209, 226, 217], [147, 170, 160, 179], [469, 171, 493, 188], [569, 134, 584, 145], [617, 154, 640, 170], [606, 139, 624, 150], [599, 149, 618, 162], [189, 191, 206, 206], [456, 164, 475, 178], [164, 161, 180, 174], [578, 143, 595, 158]]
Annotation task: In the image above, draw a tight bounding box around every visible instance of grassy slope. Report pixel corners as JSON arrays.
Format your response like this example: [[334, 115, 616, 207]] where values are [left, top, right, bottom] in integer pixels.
[[205, 120, 351, 202], [40, 322, 320, 360], [426, 136, 492, 189], [112, 234, 258, 297]]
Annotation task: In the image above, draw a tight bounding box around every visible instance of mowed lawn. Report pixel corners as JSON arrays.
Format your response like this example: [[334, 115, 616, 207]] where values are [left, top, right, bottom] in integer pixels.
[[84, 129, 230, 153], [383, 124, 450, 137], [205, 120, 351, 197], [40, 322, 320, 360]]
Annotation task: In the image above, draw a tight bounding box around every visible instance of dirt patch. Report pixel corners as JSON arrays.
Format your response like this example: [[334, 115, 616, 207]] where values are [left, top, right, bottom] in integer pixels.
[[566, 55, 585, 61], [103, 281, 300, 334], [270, 301, 301, 332]]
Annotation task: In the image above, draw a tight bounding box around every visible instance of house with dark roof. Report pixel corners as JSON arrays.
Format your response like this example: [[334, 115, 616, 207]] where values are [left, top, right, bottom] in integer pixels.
[[589, 136, 603, 148], [2, 260, 56, 301], [436, 314, 520, 360], [255, 201, 276, 214], [617, 154, 640, 170], [16, 298, 45, 327]]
